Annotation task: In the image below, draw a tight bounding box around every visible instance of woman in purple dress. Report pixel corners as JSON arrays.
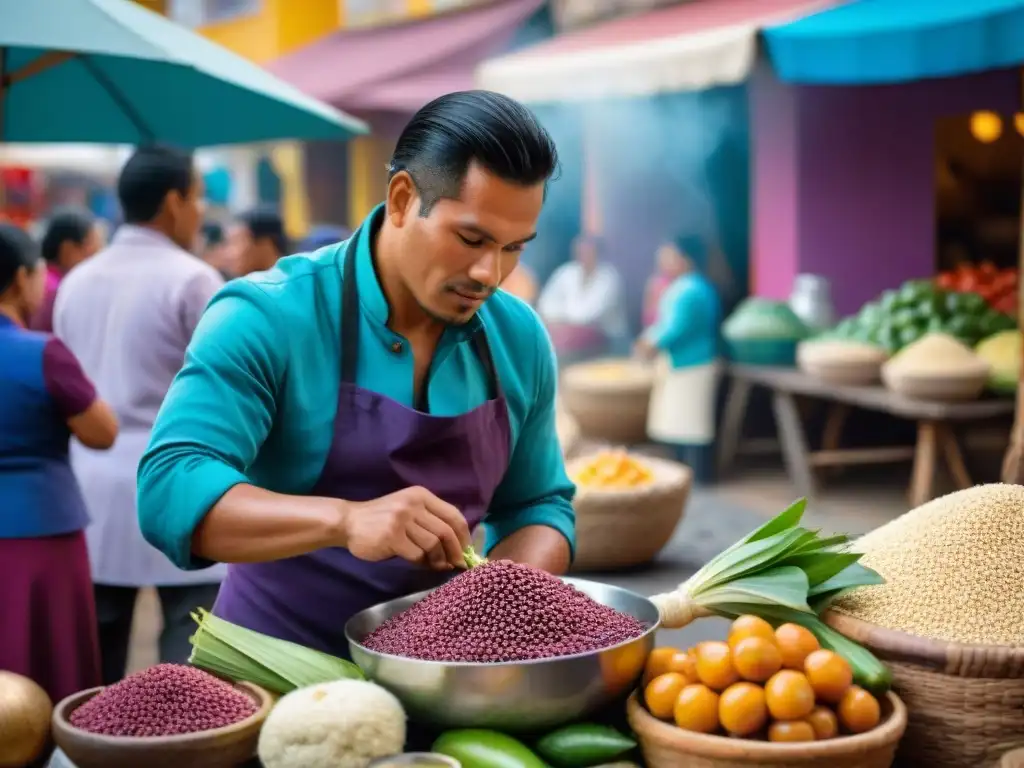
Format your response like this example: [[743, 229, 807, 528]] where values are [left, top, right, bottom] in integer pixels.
[[0, 223, 119, 705]]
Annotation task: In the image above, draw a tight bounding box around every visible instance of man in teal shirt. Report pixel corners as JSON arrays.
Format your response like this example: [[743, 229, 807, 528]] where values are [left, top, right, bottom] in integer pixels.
[[136, 91, 576, 654]]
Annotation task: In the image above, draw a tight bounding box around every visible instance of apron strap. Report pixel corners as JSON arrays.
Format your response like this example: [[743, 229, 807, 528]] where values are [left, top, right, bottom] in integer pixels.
[[340, 233, 360, 385], [339, 224, 503, 403]]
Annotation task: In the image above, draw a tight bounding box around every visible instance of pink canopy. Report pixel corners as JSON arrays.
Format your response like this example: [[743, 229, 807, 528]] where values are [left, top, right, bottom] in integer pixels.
[[268, 0, 545, 114]]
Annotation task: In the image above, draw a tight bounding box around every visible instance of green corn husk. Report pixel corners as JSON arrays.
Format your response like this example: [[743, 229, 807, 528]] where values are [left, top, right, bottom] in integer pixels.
[[188, 609, 364, 694], [649, 498, 891, 692]]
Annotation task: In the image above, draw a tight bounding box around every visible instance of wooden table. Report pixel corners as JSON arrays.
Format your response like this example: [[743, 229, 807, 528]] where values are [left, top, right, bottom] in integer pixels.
[[718, 365, 1015, 507]]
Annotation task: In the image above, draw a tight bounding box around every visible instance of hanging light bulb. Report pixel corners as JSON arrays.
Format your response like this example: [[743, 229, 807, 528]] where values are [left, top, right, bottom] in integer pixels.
[[970, 111, 1003, 143], [1014, 114, 1024, 137]]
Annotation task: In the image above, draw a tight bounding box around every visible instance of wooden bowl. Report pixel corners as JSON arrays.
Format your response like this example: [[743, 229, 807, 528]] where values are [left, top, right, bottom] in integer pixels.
[[569, 455, 691, 572], [627, 689, 906, 768], [52, 682, 272, 768], [561, 358, 654, 444], [826, 611, 1024, 768], [881, 364, 989, 402], [797, 342, 888, 386]]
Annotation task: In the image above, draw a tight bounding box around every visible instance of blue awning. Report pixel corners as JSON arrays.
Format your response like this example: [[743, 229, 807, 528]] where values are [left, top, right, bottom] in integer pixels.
[[764, 0, 1024, 85]]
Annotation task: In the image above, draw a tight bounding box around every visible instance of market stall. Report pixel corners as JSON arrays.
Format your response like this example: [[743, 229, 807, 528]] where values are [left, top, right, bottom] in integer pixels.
[[9, 483, 1021, 768]]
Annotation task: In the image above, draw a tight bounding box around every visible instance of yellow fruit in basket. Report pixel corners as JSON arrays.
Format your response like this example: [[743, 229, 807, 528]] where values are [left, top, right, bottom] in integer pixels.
[[837, 686, 881, 734], [718, 682, 768, 737], [768, 720, 816, 742], [643, 648, 695, 686], [643, 672, 688, 720], [728, 615, 777, 648], [673, 683, 720, 734], [807, 706, 840, 740], [804, 649, 853, 704], [764, 670, 815, 721], [731, 637, 782, 683], [695, 641, 739, 691], [572, 451, 654, 489], [775, 623, 820, 670]]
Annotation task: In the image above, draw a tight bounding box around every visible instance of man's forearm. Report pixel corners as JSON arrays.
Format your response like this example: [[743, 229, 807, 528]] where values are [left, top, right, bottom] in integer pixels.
[[191, 484, 346, 564], [489, 524, 571, 574]]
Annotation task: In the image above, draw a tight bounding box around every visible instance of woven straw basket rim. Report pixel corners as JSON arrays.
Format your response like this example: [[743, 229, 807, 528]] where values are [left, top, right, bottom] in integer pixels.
[[562, 358, 655, 393], [825, 611, 1024, 677], [626, 690, 907, 762], [568, 454, 693, 502]]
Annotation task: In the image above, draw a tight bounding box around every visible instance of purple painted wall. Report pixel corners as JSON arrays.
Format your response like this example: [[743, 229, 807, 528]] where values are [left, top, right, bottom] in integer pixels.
[[752, 65, 1020, 317]]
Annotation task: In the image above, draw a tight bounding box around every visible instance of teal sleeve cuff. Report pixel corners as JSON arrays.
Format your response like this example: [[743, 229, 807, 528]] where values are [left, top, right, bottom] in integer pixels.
[[481, 498, 577, 561], [137, 455, 248, 570]]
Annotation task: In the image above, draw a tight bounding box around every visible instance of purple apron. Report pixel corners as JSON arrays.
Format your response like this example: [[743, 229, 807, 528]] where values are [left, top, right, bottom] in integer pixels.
[[213, 233, 512, 655]]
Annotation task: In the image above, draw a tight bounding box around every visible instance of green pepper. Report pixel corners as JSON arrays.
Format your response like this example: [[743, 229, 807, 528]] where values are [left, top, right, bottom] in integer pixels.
[[897, 280, 932, 308], [535, 725, 637, 768], [898, 325, 923, 348], [434, 731, 548, 768], [878, 290, 900, 311]]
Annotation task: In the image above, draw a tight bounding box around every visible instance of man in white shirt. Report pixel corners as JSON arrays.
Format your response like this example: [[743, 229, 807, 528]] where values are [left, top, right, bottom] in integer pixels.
[[537, 235, 628, 365], [53, 145, 227, 683]]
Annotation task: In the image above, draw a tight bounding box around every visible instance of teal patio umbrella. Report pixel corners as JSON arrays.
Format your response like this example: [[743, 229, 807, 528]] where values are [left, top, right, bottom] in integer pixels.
[[0, 0, 368, 145]]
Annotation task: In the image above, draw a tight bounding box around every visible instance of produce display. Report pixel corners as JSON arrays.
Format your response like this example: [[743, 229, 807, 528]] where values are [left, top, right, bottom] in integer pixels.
[[647, 499, 892, 695], [0, 671, 52, 767], [362, 560, 647, 661], [975, 329, 1021, 393], [577, 361, 649, 383], [258, 679, 406, 768], [641, 615, 884, 741], [883, 332, 987, 376], [68, 663, 258, 736], [572, 451, 654, 489], [432, 724, 636, 768], [936, 262, 1018, 316], [826, 279, 1016, 352], [834, 484, 1024, 647]]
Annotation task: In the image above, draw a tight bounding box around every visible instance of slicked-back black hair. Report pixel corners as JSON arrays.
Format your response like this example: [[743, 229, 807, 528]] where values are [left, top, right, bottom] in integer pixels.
[[0, 223, 40, 294], [388, 90, 558, 216]]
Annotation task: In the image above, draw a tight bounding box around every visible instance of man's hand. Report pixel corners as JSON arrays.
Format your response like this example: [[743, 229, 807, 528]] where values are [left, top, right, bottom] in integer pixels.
[[340, 486, 471, 571], [633, 336, 657, 361]]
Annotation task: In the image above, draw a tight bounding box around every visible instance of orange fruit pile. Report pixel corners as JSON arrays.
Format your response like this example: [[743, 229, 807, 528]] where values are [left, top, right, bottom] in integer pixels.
[[642, 615, 883, 742]]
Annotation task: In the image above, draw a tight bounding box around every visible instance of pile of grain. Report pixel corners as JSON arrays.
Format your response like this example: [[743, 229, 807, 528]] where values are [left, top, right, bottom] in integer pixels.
[[884, 333, 986, 376], [834, 484, 1024, 646], [362, 561, 647, 662]]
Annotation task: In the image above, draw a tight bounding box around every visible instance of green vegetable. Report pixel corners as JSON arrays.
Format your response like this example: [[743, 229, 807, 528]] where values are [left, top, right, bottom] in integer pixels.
[[463, 546, 488, 569], [535, 724, 636, 768], [189, 609, 364, 694], [434, 730, 547, 768]]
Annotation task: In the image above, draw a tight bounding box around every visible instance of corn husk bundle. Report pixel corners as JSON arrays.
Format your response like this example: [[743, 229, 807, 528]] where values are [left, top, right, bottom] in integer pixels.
[[189, 609, 364, 694], [650, 499, 892, 693]]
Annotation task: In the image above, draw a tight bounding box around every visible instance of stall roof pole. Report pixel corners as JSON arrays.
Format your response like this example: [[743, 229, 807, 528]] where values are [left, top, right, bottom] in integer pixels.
[[1001, 67, 1024, 484]]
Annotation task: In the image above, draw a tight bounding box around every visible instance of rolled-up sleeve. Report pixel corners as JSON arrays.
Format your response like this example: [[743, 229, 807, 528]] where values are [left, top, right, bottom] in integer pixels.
[[137, 280, 284, 570], [482, 324, 577, 559]]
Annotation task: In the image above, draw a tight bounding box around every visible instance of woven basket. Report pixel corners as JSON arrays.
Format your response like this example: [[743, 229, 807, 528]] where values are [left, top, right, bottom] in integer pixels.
[[626, 690, 906, 768], [826, 611, 1024, 768], [568, 455, 691, 572], [561, 359, 654, 444]]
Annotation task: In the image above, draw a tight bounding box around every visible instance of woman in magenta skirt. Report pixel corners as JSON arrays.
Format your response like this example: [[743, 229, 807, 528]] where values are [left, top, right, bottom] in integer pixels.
[[0, 222, 119, 706]]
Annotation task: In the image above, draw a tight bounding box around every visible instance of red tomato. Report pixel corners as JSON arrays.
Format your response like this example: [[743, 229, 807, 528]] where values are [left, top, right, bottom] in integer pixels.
[[958, 275, 980, 292], [936, 273, 956, 290], [980, 261, 998, 278]]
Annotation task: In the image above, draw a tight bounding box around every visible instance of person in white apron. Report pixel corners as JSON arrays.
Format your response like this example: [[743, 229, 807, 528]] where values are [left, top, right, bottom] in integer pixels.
[[635, 235, 722, 483]]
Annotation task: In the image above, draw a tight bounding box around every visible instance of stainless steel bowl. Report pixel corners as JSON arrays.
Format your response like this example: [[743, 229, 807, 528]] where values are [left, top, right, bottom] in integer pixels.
[[345, 577, 659, 732]]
